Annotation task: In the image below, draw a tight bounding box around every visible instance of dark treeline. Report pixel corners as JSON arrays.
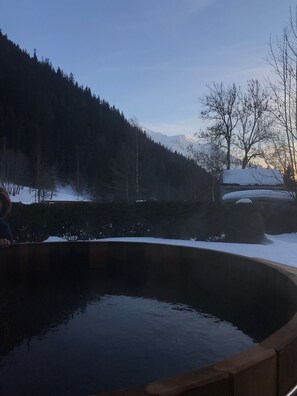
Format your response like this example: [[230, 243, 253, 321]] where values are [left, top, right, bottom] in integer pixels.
[[0, 31, 211, 201]]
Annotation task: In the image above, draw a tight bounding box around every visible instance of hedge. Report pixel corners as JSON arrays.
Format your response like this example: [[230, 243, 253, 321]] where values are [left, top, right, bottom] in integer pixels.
[[6, 201, 296, 244]]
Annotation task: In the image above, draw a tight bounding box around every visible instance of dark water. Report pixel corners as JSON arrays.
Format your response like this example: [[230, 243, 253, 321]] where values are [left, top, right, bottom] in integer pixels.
[[0, 270, 257, 396]]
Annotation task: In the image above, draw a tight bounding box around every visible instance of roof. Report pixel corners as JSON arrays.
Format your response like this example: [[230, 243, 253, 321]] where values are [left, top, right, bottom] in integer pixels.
[[221, 169, 284, 186]]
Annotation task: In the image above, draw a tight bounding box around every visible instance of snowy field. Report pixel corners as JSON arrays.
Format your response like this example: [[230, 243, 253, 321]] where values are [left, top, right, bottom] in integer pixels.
[[9, 185, 90, 204], [44, 233, 297, 268]]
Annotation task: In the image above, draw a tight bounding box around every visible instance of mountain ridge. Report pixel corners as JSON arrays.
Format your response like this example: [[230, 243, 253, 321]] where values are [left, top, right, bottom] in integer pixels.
[[145, 130, 210, 158]]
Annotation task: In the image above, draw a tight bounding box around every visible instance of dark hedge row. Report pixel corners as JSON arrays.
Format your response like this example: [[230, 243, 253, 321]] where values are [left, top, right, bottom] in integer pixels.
[[260, 203, 297, 234], [7, 201, 293, 244], [8, 202, 223, 243]]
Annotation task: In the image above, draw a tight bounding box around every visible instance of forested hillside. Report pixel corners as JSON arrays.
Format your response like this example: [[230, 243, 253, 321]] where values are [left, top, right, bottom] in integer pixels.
[[0, 31, 211, 201]]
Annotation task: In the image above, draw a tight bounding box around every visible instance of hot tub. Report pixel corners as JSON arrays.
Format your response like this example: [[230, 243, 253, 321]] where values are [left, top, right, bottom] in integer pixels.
[[0, 242, 297, 396]]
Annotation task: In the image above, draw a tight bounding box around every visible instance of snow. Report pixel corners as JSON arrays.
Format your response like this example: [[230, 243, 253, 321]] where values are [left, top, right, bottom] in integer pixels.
[[222, 189, 294, 203], [43, 233, 297, 268], [222, 169, 284, 186], [235, 198, 252, 204], [145, 130, 210, 158], [9, 184, 91, 204], [44, 236, 67, 242]]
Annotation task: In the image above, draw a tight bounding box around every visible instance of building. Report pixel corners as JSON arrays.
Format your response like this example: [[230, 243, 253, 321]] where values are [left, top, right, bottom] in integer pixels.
[[220, 169, 293, 204]]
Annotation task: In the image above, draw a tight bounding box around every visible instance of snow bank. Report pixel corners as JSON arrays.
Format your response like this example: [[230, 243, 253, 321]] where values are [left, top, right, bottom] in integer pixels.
[[43, 236, 67, 242], [235, 198, 252, 204], [222, 189, 294, 203]]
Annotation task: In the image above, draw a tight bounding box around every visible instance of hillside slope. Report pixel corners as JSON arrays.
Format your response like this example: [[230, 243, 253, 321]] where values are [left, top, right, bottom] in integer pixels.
[[0, 31, 211, 201]]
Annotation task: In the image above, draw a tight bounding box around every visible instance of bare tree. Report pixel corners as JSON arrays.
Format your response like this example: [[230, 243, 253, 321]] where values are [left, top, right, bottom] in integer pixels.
[[129, 118, 141, 200], [200, 80, 273, 170], [33, 144, 56, 202], [200, 82, 239, 169], [235, 79, 273, 168], [111, 143, 134, 201], [0, 143, 29, 194], [267, 9, 297, 193], [188, 140, 226, 201], [73, 144, 87, 199]]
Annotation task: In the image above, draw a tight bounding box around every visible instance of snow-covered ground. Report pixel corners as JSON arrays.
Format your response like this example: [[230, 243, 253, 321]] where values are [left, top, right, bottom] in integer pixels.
[[10, 185, 91, 204], [44, 233, 297, 268], [44, 236, 68, 242]]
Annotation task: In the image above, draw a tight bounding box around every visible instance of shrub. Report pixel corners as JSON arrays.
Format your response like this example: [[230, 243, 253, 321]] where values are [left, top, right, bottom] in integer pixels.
[[224, 203, 265, 244], [7, 201, 296, 244]]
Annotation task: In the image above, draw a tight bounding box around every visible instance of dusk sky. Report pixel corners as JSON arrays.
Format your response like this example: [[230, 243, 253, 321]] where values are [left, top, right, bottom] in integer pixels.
[[0, 0, 296, 136]]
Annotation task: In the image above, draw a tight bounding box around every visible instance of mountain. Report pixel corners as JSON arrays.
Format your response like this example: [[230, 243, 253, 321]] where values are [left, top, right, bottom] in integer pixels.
[[145, 130, 210, 158], [0, 30, 211, 202]]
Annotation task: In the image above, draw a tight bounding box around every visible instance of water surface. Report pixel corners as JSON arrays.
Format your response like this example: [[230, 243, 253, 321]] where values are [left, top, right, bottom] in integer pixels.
[[0, 270, 257, 395]]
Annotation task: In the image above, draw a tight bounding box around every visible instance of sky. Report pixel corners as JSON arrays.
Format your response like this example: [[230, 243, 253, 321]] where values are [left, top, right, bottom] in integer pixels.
[[0, 0, 296, 136]]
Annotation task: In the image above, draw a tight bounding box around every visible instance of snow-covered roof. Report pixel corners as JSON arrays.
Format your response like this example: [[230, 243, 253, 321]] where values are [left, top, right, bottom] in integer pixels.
[[222, 189, 294, 203], [222, 169, 284, 186]]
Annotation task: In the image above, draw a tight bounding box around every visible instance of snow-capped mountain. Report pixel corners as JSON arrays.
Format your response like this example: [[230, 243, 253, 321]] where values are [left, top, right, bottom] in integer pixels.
[[145, 130, 209, 158]]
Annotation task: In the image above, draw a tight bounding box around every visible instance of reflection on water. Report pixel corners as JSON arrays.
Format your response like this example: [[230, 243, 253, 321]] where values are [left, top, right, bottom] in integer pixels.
[[0, 270, 256, 395]]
